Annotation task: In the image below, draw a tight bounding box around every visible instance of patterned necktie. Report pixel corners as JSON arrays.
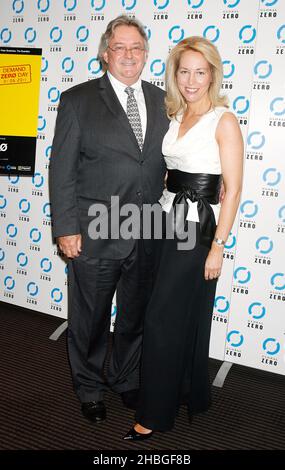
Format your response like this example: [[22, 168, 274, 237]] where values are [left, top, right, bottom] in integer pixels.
[[125, 86, 144, 151]]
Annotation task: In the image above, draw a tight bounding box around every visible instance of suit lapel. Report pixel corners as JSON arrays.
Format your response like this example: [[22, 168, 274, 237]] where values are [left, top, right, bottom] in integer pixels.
[[98, 74, 141, 156]]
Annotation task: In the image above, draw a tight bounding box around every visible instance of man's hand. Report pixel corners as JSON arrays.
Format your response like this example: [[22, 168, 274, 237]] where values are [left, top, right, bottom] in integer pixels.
[[57, 234, 82, 259]]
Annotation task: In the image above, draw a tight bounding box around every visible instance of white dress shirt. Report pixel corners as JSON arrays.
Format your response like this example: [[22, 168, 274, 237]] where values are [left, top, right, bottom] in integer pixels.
[[107, 71, 147, 139]]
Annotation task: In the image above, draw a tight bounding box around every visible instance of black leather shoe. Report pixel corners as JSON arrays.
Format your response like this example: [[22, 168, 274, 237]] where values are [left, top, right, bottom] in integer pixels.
[[121, 389, 139, 410], [123, 426, 153, 441], [81, 401, 106, 423]]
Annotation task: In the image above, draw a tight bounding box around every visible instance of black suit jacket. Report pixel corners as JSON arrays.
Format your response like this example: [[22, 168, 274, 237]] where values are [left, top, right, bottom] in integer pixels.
[[49, 73, 169, 258]]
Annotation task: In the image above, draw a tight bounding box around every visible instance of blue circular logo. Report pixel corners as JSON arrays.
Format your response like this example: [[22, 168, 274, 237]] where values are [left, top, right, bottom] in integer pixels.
[[19, 198, 31, 214], [51, 288, 63, 303], [169, 25, 185, 43], [88, 58, 102, 75], [122, 0, 137, 9], [187, 0, 205, 7], [50, 26, 63, 43], [225, 232, 236, 249], [239, 25, 256, 43], [41, 57, 48, 73], [254, 60, 272, 79], [263, 338, 280, 356], [277, 25, 285, 44], [150, 59, 165, 76], [12, 0, 24, 13], [248, 302, 266, 320], [32, 172, 44, 188], [0, 195, 7, 210], [214, 296, 230, 313], [256, 236, 273, 254], [38, 115, 46, 131], [227, 330, 244, 348], [4, 276, 15, 291], [0, 28, 12, 43], [154, 0, 170, 8], [37, 0, 50, 13], [48, 87, 60, 103], [270, 97, 285, 116], [234, 267, 251, 284], [270, 273, 285, 291], [144, 26, 151, 41], [91, 0, 106, 10], [45, 145, 52, 159], [240, 200, 258, 218], [24, 27, 37, 43], [40, 257, 52, 273], [233, 96, 250, 114], [0, 248, 5, 262], [8, 175, 19, 185], [62, 57, 74, 74], [203, 25, 220, 43], [27, 282, 39, 297], [223, 60, 235, 79], [262, 0, 279, 6], [278, 205, 285, 223], [8, 176, 20, 187], [17, 252, 28, 267], [43, 202, 51, 218], [223, 0, 240, 7], [29, 228, 42, 243], [64, 0, 77, 10], [6, 224, 18, 238], [76, 25, 89, 42], [262, 168, 281, 186], [247, 131, 265, 150]]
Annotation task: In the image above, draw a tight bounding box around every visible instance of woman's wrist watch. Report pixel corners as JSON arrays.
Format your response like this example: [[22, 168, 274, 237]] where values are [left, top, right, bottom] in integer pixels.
[[213, 237, 225, 247]]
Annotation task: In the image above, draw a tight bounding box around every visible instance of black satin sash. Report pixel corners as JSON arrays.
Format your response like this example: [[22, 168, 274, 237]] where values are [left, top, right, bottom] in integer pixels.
[[167, 170, 222, 248]]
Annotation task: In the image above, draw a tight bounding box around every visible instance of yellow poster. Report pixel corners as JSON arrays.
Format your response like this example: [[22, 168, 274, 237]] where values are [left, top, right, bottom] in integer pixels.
[[0, 47, 42, 175]]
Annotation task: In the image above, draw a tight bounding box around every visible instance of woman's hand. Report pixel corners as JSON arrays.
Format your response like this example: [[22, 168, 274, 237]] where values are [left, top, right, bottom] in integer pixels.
[[204, 244, 224, 281]]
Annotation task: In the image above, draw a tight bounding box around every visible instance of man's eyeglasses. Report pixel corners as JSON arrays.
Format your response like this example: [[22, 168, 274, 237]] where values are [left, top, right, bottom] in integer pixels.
[[108, 46, 146, 56]]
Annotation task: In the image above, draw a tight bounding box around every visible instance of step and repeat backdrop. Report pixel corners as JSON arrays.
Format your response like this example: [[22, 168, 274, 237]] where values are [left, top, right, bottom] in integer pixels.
[[0, 0, 284, 375]]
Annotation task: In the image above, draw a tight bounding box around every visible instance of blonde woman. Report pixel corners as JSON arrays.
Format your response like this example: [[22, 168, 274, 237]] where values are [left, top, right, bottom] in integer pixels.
[[123, 36, 243, 440]]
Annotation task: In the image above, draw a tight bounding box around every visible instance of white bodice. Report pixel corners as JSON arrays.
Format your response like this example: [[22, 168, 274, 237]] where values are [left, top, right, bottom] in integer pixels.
[[159, 107, 229, 223]]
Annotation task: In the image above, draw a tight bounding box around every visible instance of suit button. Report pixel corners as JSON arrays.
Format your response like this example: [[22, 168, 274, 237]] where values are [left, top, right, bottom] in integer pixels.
[[140, 160, 144, 165], [136, 191, 142, 196]]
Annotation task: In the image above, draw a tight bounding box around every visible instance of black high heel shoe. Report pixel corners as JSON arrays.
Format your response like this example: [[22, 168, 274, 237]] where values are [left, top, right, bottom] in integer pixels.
[[123, 426, 154, 441]]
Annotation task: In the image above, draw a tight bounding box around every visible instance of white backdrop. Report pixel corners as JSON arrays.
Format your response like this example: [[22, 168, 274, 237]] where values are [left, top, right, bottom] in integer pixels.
[[0, 0, 285, 375]]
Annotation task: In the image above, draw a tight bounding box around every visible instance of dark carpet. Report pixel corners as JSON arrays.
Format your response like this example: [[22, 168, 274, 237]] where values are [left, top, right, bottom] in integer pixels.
[[0, 301, 285, 452]]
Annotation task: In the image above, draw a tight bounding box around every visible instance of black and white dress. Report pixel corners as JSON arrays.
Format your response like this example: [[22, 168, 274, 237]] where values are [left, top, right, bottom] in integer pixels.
[[135, 107, 228, 431]]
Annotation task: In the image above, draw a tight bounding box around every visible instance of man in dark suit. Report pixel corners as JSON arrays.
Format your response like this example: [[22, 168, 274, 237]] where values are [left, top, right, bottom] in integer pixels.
[[49, 15, 169, 423]]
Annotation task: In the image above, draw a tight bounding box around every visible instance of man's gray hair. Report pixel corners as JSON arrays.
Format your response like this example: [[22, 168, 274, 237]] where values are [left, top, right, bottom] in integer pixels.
[[98, 15, 149, 70]]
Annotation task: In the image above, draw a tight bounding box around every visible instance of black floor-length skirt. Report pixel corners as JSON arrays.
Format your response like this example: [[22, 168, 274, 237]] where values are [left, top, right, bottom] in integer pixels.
[[135, 218, 218, 431]]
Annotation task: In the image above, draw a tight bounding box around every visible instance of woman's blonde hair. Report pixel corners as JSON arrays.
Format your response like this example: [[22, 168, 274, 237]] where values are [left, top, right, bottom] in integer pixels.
[[165, 36, 228, 119]]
